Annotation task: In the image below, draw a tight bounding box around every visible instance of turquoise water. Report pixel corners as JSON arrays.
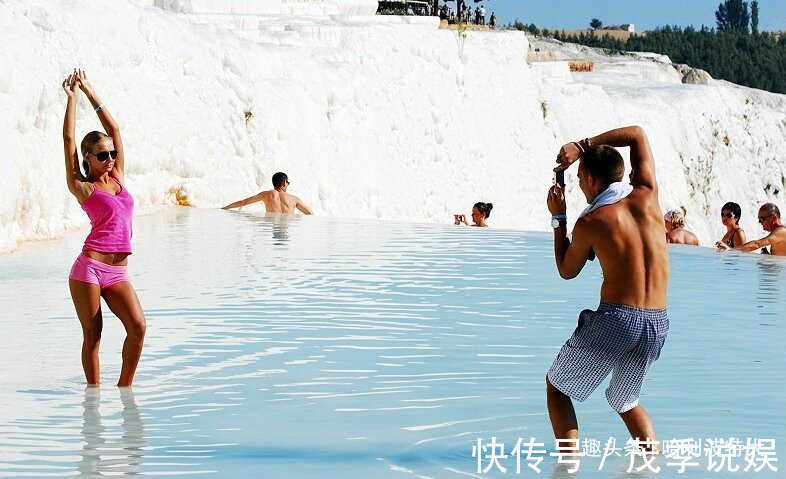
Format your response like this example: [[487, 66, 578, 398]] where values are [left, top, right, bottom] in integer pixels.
[[0, 209, 783, 478]]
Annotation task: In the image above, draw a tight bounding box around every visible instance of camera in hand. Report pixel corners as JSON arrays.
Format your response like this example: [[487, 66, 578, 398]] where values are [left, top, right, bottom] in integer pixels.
[[555, 170, 565, 187]]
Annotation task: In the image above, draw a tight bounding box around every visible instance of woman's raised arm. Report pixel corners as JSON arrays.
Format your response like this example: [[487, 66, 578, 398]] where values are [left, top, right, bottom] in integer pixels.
[[76, 69, 125, 180], [62, 71, 90, 201]]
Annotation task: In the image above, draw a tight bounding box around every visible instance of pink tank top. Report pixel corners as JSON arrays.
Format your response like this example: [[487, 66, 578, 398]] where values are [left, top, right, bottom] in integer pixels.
[[81, 177, 134, 253]]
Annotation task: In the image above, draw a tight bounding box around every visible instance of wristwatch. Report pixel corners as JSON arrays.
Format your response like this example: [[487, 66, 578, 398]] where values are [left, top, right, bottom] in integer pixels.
[[551, 215, 567, 228]]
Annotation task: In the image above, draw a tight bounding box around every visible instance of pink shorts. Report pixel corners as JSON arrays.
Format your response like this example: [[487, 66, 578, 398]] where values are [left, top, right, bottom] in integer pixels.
[[69, 254, 130, 289]]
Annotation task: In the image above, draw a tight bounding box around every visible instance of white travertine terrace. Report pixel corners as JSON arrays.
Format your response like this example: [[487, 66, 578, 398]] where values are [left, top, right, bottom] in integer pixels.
[[1, 0, 785, 251]]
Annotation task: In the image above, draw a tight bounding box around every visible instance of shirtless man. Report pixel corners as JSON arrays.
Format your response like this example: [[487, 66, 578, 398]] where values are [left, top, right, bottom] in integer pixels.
[[664, 209, 700, 246], [717, 203, 786, 256], [546, 126, 669, 452], [222, 172, 313, 214]]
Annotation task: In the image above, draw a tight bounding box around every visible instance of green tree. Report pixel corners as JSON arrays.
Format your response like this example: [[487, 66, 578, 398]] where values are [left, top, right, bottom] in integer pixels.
[[716, 0, 750, 33], [750, 0, 759, 34], [590, 18, 603, 29]]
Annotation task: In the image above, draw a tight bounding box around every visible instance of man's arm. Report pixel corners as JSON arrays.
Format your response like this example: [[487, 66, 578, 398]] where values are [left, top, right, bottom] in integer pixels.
[[588, 126, 657, 192], [295, 197, 313, 215], [548, 184, 591, 279], [222, 193, 262, 210], [730, 234, 774, 253], [554, 219, 592, 279], [555, 126, 657, 192]]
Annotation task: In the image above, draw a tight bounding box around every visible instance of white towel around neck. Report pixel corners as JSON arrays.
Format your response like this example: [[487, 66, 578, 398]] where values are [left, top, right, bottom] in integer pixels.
[[579, 182, 634, 218]]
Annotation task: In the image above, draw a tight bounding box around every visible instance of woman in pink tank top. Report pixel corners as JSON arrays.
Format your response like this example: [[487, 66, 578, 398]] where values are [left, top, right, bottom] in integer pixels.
[[62, 69, 146, 387]]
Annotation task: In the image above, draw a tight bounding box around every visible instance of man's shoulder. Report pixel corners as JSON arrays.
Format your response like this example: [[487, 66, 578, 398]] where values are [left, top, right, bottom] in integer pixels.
[[772, 225, 786, 238], [583, 197, 660, 231], [628, 184, 658, 199]]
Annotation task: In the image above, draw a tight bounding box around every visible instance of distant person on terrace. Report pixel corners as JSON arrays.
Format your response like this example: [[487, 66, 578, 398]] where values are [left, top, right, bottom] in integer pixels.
[[454, 202, 493, 227], [223, 172, 313, 215], [664, 209, 699, 245], [717, 203, 786, 256]]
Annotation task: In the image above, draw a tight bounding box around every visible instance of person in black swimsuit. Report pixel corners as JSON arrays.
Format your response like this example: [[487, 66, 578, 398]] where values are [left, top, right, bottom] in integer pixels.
[[716, 202, 747, 249]]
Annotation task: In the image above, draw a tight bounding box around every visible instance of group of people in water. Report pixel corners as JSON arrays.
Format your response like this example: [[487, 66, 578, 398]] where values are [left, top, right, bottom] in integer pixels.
[[60, 69, 781, 456], [664, 202, 786, 255]]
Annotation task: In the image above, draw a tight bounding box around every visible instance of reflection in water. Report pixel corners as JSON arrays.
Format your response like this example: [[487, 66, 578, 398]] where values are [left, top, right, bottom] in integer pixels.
[[231, 211, 295, 246], [79, 387, 146, 478], [271, 215, 290, 245], [755, 257, 783, 321]]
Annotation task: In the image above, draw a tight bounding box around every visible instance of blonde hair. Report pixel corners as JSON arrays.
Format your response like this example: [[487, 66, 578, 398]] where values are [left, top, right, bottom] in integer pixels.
[[664, 209, 686, 227], [80, 131, 111, 177]]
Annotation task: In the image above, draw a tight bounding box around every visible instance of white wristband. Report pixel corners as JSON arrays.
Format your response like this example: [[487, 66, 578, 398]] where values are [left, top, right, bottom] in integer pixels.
[[94, 104, 103, 112]]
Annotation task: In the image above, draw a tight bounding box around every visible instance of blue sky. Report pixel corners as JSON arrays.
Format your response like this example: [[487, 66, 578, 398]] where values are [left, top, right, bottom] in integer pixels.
[[482, 0, 786, 32]]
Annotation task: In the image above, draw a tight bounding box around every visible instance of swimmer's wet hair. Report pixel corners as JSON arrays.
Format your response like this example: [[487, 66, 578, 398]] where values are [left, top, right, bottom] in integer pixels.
[[761, 203, 781, 218], [580, 145, 625, 189], [474, 202, 493, 218], [722, 202, 742, 224], [80, 131, 111, 177], [272, 172, 288, 188]]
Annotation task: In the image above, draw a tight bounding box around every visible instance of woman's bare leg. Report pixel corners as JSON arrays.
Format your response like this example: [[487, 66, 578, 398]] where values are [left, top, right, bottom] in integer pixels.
[[102, 282, 146, 387], [70, 279, 103, 385]]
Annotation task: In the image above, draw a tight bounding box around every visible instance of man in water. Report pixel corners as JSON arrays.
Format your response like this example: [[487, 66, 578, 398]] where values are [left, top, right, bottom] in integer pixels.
[[664, 209, 700, 245], [546, 126, 669, 452], [717, 203, 786, 256], [223, 172, 313, 215]]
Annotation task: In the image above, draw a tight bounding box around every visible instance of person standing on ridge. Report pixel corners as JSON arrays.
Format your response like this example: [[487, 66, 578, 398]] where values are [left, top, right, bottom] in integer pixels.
[[717, 203, 786, 256], [546, 126, 669, 452], [62, 69, 147, 387], [223, 172, 313, 215]]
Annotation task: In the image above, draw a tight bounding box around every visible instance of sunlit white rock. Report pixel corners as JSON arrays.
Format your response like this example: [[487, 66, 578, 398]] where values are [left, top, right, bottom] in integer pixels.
[[1, 0, 785, 252]]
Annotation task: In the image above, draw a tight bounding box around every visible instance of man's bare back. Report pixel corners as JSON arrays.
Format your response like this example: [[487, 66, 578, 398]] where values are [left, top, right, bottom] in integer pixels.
[[258, 189, 309, 214], [222, 172, 313, 215], [576, 190, 669, 308]]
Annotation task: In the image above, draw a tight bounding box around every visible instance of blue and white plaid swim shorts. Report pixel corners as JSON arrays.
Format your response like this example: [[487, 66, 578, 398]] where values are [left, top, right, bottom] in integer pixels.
[[547, 302, 669, 413]]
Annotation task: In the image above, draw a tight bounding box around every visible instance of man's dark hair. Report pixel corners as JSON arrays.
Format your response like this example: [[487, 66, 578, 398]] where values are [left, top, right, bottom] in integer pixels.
[[761, 203, 781, 218], [722, 202, 742, 224], [580, 145, 625, 188], [272, 172, 288, 189]]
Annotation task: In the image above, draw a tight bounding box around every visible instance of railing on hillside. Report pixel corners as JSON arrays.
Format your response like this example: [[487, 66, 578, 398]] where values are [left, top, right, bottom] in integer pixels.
[[377, 0, 432, 16]]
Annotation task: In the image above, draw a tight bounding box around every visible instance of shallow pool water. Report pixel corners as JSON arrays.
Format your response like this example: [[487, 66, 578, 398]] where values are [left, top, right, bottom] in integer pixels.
[[0, 209, 783, 478]]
